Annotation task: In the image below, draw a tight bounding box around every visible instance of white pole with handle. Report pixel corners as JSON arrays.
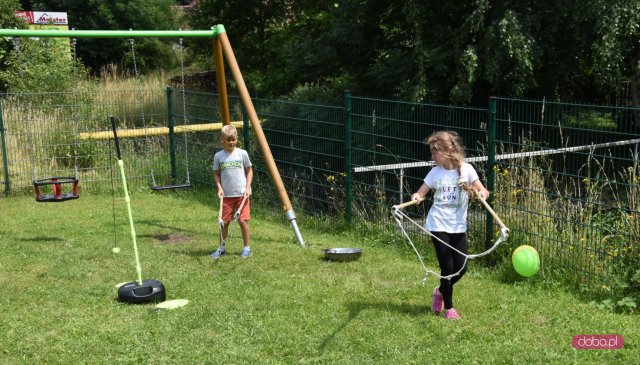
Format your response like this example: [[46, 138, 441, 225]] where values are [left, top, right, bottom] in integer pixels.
[[457, 177, 508, 231], [218, 196, 224, 245], [391, 199, 420, 219], [392, 199, 420, 210], [233, 194, 249, 221], [472, 191, 508, 230]]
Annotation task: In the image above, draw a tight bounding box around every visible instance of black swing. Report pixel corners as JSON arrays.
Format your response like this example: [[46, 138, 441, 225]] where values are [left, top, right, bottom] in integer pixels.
[[130, 38, 192, 191], [19, 38, 81, 202], [150, 181, 192, 191], [34, 177, 79, 202]]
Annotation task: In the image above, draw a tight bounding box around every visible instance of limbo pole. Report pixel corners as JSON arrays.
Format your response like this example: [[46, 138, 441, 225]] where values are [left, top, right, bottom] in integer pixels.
[[216, 25, 305, 246], [79, 121, 244, 140]]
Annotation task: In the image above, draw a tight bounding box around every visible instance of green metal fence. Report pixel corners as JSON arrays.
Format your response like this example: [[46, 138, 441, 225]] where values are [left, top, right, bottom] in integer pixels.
[[250, 97, 346, 215], [490, 97, 640, 281], [346, 96, 489, 227], [2, 89, 638, 286], [252, 94, 639, 284]]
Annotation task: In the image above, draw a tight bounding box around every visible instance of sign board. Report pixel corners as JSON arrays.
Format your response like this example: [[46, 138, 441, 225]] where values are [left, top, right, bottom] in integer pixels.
[[15, 11, 69, 29]]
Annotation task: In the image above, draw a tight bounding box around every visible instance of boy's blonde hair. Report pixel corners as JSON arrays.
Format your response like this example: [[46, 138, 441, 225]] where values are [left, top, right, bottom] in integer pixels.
[[425, 130, 466, 171], [220, 124, 238, 140]]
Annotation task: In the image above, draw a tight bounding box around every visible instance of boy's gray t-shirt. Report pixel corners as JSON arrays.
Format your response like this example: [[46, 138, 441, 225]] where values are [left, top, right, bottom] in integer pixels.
[[212, 148, 252, 197]]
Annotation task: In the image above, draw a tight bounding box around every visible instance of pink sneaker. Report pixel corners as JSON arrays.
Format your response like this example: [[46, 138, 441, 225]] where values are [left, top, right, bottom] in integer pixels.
[[431, 287, 444, 313], [444, 308, 461, 320]]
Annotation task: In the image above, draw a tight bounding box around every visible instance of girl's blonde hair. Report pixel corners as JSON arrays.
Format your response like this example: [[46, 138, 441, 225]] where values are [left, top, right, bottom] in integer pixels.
[[425, 130, 466, 172]]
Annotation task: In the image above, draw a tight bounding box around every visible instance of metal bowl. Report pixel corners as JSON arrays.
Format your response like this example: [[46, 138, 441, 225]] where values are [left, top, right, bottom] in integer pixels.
[[323, 248, 363, 262]]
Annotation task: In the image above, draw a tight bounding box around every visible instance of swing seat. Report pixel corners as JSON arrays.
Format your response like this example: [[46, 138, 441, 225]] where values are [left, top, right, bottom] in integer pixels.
[[150, 182, 192, 191], [34, 177, 79, 202]]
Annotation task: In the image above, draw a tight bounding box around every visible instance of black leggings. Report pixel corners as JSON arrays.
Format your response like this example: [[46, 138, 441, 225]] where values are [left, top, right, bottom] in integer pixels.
[[431, 232, 468, 309]]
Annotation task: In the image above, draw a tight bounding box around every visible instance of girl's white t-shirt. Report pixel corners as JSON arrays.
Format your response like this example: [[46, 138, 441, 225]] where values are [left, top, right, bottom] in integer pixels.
[[423, 162, 479, 233]]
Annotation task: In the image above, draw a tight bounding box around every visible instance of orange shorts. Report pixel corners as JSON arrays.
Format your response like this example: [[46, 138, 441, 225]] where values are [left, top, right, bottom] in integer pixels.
[[221, 196, 250, 222]]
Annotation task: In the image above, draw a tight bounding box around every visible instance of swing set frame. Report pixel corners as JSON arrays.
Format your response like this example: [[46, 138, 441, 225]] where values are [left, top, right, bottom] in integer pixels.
[[0, 25, 305, 245]]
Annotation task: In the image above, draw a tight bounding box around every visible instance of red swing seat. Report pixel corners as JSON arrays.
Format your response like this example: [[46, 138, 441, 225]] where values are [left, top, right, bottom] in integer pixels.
[[33, 177, 79, 202]]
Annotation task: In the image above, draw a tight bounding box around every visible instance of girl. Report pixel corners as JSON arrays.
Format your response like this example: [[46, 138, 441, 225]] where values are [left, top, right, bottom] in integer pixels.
[[410, 131, 489, 320]]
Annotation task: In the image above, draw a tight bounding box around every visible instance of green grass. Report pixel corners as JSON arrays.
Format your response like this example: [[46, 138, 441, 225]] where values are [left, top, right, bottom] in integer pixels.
[[0, 191, 637, 364]]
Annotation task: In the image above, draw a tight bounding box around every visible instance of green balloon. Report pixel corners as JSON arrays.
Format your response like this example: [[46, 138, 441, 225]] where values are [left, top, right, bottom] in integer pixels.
[[512, 245, 540, 277]]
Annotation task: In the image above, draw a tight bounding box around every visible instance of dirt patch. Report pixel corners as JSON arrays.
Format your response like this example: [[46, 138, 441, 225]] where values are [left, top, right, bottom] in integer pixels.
[[153, 233, 192, 245]]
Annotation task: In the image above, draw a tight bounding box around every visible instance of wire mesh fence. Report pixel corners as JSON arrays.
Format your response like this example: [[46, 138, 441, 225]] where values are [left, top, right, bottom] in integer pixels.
[[1, 89, 638, 287], [0, 88, 243, 196], [491, 97, 640, 282], [250, 97, 345, 215], [346, 96, 489, 252]]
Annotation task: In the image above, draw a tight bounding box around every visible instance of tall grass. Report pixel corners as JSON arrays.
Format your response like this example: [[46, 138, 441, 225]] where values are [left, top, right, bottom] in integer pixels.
[[494, 147, 640, 312]]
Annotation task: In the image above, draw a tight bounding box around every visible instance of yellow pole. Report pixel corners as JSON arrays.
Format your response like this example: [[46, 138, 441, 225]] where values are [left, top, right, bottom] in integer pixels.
[[217, 29, 305, 246], [213, 37, 231, 125], [79, 121, 243, 140]]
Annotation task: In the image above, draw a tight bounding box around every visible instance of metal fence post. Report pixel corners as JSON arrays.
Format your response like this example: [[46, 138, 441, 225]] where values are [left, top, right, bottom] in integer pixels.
[[0, 97, 10, 195], [344, 92, 353, 221], [486, 97, 497, 250], [166, 86, 177, 181], [243, 107, 250, 152]]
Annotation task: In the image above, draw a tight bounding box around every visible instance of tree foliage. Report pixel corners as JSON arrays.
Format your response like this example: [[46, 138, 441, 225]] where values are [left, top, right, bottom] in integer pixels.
[[0, 2, 73, 94], [186, 0, 639, 105], [2, 0, 638, 105], [590, 0, 640, 106], [19, 0, 180, 74], [0, 0, 28, 91], [0, 36, 79, 93]]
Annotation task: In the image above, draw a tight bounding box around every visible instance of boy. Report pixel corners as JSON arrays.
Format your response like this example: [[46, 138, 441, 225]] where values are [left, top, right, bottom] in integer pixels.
[[209, 124, 253, 259]]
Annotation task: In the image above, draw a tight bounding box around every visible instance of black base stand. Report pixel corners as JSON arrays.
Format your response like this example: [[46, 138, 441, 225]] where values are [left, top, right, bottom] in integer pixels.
[[118, 279, 166, 304]]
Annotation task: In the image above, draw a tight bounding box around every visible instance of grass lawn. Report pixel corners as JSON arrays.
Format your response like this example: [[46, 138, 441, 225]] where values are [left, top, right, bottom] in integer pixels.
[[1, 191, 637, 364]]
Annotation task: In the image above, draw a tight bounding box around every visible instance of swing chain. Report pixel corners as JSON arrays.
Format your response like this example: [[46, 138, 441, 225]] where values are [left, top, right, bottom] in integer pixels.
[[129, 37, 157, 187], [178, 37, 190, 184], [71, 36, 80, 179]]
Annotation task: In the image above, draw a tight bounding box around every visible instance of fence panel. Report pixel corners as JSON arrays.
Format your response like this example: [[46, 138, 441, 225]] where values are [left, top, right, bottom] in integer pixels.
[[348, 96, 489, 251], [492, 97, 640, 281], [250, 98, 345, 216]]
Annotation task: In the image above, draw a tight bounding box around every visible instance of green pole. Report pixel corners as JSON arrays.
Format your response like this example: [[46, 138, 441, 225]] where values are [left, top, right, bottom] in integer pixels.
[[110, 117, 143, 285], [0, 28, 221, 38], [242, 108, 249, 152], [118, 159, 143, 285], [486, 97, 497, 250], [0, 98, 10, 195], [166, 86, 177, 182], [344, 92, 353, 221]]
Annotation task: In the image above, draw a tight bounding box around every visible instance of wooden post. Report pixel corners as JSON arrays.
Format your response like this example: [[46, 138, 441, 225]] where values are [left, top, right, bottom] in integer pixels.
[[213, 37, 231, 125], [216, 26, 304, 246]]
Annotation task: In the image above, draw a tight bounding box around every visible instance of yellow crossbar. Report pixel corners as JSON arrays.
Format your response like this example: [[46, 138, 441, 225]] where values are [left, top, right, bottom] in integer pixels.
[[79, 121, 244, 140]]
